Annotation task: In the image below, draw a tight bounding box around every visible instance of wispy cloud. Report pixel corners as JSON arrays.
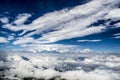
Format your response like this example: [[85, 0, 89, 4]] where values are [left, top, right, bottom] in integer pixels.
[[77, 39, 102, 42], [39, 26, 105, 43], [0, 0, 120, 48], [0, 17, 9, 23], [14, 13, 31, 25], [113, 33, 120, 36], [114, 23, 120, 28], [13, 37, 35, 45], [0, 37, 9, 43], [114, 36, 120, 39], [113, 33, 120, 39]]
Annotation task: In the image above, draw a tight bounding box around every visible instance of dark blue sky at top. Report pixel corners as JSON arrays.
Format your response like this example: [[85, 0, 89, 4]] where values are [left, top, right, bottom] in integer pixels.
[[0, 0, 90, 20], [0, 0, 120, 53]]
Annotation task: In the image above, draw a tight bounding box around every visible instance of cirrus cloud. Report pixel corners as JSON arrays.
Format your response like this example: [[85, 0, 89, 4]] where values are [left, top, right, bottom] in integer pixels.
[[0, 0, 120, 48], [77, 39, 102, 42]]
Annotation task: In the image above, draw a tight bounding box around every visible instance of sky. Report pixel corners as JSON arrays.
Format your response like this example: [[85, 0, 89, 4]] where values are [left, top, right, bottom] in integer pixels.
[[0, 0, 120, 53]]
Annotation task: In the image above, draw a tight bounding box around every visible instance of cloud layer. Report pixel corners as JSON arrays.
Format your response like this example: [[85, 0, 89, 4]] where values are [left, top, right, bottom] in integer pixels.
[[0, 51, 120, 80]]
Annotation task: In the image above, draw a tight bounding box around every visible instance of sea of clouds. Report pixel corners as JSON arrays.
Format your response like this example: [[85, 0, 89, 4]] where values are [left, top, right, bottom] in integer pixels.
[[0, 50, 120, 80]]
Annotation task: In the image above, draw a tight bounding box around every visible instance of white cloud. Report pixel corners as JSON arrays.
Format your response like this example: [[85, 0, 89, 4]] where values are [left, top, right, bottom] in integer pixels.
[[38, 26, 105, 43], [13, 37, 35, 45], [1, 0, 119, 40], [0, 37, 9, 43], [1, 52, 120, 80], [113, 33, 120, 39], [114, 23, 120, 28], [16, 43, 99, 54], [19, 44, 78, 53], [114, 36, 120, 39], [14, 13, 31, 25], [0, 0, 120, 48], [34, 68, 59, 79], [77, 39, 102, 42], [113, 33, 120, 36], [80, 48, 93, 53], [105, 9, 120, 21], [61, 69, 118, 80], [0, 17, 9, 23], [8, 35, 14, 40]]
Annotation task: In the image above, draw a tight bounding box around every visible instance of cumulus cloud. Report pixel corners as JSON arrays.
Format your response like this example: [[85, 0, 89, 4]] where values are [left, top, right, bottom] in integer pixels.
[[77, 39, 101, 42], [0, 37, 9, 43], [61, 69, 119, 80], [0, 52, 120, 80], [80, 48, 93, 53], [19, 44, 78, 53], [11, 43, 96, 54]]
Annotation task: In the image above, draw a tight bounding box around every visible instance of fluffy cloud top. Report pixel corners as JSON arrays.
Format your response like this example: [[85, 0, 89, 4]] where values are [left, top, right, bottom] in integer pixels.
[[0, 51, 120, 80]]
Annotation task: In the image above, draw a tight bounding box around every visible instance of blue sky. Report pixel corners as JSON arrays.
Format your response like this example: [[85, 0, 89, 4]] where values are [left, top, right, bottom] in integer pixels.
[[0, 0, 120, 53]]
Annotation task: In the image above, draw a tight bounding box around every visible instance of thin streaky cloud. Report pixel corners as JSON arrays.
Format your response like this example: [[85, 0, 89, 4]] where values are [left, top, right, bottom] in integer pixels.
[[77, 39, 102, 42]]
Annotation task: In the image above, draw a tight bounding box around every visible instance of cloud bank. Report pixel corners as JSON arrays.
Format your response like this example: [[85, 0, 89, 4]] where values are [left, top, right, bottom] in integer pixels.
[[0, 51, 120, 80]]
